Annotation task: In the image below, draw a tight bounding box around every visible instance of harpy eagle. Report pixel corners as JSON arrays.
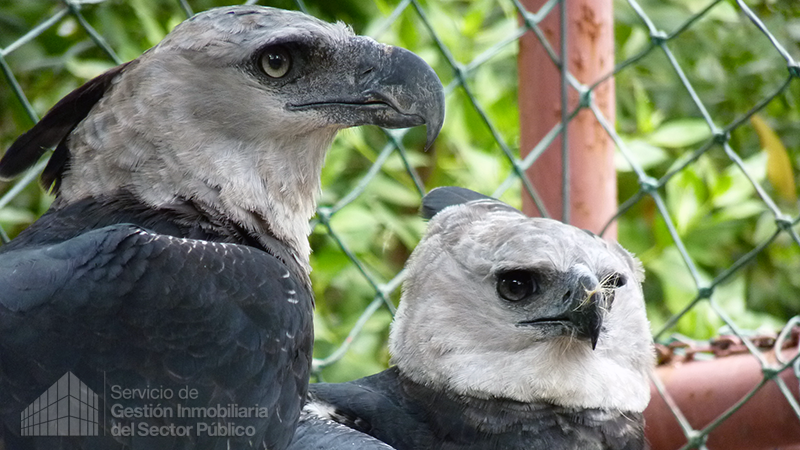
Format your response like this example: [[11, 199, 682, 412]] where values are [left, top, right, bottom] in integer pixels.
[[288, 187, 654, 450], [0, 6, 443, 450]]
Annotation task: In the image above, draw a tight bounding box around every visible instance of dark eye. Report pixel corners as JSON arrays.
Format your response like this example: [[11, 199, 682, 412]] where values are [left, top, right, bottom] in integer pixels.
[[496, 270, 537, 302], [260, 46, 291, 78], [605, 273, 627, 289]]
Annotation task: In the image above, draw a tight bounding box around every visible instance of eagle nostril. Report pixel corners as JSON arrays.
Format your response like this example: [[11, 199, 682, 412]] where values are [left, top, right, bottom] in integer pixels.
[[562, 291, 571, 303]]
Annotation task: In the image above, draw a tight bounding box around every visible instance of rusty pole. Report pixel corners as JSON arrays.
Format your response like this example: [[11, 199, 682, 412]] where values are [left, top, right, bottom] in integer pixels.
[[518, 0, 617, 237], [647, 348, 800, 450]]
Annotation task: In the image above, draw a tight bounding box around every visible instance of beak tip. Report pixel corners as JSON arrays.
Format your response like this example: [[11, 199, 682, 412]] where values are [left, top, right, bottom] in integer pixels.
[[373, 44, 444, 151], [423, 104, 444, 151], [424, 126, 439, 151]]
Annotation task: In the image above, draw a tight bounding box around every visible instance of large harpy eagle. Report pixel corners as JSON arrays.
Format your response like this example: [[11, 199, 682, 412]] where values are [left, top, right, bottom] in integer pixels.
[[0, 6, 444, 450]]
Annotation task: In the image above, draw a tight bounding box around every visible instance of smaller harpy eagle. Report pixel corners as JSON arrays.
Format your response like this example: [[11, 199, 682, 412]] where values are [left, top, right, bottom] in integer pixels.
[[289, 187, 654, 450], [0, 6, 443, 450]]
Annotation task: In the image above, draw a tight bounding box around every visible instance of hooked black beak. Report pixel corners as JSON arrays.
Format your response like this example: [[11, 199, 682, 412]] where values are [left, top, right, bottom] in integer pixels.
[[516, 266, 610, 350], [287, 40, 445, 150], [567, 292, 604, 350], [358, 45, 445, 150]]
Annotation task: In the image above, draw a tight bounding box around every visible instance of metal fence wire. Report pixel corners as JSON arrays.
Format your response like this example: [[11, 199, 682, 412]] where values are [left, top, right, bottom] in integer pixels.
[[1, 0, 799, 449]]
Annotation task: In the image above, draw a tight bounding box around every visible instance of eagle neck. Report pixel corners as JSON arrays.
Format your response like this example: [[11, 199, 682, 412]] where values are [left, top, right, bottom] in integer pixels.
[[396, 369, 643, 439]]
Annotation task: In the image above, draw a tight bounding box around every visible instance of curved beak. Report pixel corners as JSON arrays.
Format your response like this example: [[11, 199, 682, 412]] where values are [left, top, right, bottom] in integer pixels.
[[568, 292, 604, 350], [288, 39, 445, 150], [516, 265, 609, 350], [361, 45, 445, 150]]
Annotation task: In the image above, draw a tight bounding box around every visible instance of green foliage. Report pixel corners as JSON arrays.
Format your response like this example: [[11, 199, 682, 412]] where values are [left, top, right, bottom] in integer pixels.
[[615, 0, 800, 340], [1, 0, 798, 385]]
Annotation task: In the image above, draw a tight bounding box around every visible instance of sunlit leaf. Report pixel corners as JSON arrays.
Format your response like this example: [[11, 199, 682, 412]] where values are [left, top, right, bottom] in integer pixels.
[[615, 138, 669, 171], [368, 175, 420, 207], [665, 165, 708, 235], [714, 276, 784, 332], [129, 0, 168, 46], [0, 207, 36, 226], [647, 119, 712, 149], [750, 114, 797, 203], [646, 247, 715, 338], [64, 58, 115, 80]]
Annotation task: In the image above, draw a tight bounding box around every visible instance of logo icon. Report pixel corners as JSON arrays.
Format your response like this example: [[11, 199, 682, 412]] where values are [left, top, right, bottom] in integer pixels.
[[21, 372, 99, 436]]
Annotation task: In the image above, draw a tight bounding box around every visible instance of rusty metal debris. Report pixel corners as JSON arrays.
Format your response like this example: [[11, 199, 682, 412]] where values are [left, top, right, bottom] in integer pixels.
[[655, 324, 800, 366]]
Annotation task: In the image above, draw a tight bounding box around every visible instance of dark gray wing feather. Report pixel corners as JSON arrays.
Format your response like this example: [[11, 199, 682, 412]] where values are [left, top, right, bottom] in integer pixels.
[[293, 368, 646, 450], [288, 411, 396, 450], [0, 224, 312, 450]]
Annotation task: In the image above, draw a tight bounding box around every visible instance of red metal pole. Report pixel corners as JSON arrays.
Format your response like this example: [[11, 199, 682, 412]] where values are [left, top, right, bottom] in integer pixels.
[[646, 349, 800, 450], [518, 0, 617, 238]]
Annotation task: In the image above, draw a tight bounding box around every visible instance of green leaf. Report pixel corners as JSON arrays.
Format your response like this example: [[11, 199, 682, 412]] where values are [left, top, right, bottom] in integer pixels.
[[0, 207, 36, 226], [713, 276, 784, 332], [646, 119, 712, 149], [368, 175, 420, 208], [646, 247, 716, 338], [129, 0, 168, 46], [665, 165, 708, 235], [615, 138, 669, 172], [64, 58, 116, 80]]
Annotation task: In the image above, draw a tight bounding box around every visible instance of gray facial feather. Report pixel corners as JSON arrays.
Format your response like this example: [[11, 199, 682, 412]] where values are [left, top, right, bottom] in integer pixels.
[[390, 201, 654, 412], [54, 6, 443, 272]]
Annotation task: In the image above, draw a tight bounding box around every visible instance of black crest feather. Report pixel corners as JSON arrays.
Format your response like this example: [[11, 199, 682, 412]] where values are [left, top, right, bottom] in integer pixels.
[[420, 186, 495, 219], [0, 62, 130, 190]]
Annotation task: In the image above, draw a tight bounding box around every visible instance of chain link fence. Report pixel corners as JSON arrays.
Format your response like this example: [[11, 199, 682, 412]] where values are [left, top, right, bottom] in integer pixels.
[[1, 0, 799, 448]]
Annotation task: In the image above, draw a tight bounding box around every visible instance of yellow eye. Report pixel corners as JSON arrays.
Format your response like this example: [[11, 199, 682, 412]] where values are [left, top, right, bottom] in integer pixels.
[[260, 47, 291, 78]]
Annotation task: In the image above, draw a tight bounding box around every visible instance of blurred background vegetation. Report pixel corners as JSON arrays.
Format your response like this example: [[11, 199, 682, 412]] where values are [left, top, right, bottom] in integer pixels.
[[1, 0, 798, 383]]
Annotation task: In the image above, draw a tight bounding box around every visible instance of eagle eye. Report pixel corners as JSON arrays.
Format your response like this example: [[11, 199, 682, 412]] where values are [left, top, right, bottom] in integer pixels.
[[605, 273, 626, 289], [496, 270, 537, 302], [260, 46, 292, 78]]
